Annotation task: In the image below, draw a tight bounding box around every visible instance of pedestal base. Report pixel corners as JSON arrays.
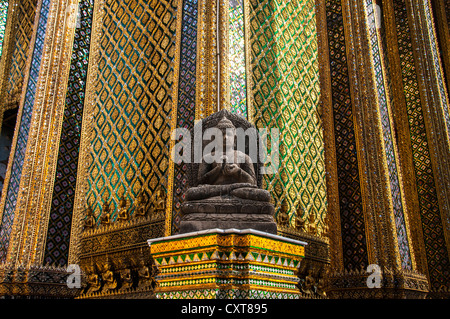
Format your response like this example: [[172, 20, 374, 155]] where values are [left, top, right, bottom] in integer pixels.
[[148, 229, 307, 299], [180, 196, 277, 234], [179, 218, 278, 235]]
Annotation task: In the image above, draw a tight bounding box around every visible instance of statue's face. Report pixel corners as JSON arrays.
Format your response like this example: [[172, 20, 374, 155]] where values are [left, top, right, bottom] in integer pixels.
[[223, 128, 236, 150]]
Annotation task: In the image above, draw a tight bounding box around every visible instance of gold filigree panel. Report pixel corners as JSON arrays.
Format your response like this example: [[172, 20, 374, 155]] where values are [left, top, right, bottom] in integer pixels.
[[249, 0, 327, 236], [86, 0, 176, 219]]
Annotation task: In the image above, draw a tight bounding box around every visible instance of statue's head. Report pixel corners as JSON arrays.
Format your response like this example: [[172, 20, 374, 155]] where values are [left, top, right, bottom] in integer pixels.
[[217, 116, 235, 131], [104, 261, 112, 271], [217, 116, 236, 150]]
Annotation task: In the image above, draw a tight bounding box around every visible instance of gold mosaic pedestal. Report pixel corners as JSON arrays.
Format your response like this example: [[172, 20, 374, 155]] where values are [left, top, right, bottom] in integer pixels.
[[147, 229, 307, 299]]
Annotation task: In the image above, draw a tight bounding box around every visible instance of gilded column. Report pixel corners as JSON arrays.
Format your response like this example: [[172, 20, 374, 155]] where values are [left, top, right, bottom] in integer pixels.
[[0, 0, 39, 203], [428, 0, 450, 95], [44, 0, 95, 267], [319, 0, 429, 298], [0, 0, 53, 264], [0, 0, 85, 297], [383, 0, 450, 296], [0, 0, 39, 133]]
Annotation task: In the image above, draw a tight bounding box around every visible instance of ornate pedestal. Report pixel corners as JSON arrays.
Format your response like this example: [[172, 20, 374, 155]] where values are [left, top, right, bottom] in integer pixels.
[[148, 228, 306, 299]]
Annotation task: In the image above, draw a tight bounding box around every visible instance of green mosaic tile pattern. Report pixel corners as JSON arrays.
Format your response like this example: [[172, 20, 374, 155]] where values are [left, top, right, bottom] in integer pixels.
[[249, 0, 327, 232], [87, 0, 176, 219], [229, 0, 247, 118], [0, 0, 9, 58]]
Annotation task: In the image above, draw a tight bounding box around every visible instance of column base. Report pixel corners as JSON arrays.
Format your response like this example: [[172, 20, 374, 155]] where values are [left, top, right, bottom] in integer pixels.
[[148, 228, 307, 299], [326, 267, 429, 299]]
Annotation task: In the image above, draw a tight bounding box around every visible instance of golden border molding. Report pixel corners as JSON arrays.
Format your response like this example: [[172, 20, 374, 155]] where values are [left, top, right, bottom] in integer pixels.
[[382, 0, 430, 277], [314, 0, 343, 272], [361, 0, 417, 270], [163, 0, 183, 237], [69, 0, 106, 265], [0, 0, 44, 231], [34, 0, 81, 265], [4, 0, 78, 268], [0, 0, 20, 133]]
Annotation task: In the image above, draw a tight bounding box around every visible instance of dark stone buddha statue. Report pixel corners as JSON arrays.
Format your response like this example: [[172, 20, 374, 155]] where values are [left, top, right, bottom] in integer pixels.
[[179, 110, 277, 234]]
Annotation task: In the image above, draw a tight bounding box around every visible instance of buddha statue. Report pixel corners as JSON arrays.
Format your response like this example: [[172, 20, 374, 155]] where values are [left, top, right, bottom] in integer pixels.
[[197, 117, 257, 186], [120, 268, 134, 290], [185, 116, 268, 202], [180, 110, 277, 234], [294, 206, 306, 232], [308, 213, 317, 235], [301, 269, 315, 295], [134, 192, 148, 218], [86, 265, 101, 295], [100, 200, 112, 226], [116, 196, 129, 222], [102, 261, 118, 292], [137, 260, 152, 287], [154, 188, 166, 214], [83, 204, 97, 229], [276, 201, 290, 227]]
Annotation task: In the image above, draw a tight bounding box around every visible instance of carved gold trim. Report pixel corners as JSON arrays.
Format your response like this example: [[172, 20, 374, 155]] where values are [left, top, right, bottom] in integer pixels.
[[195, 0, 253, 120], [208, 0, 218, 116], [340, 0, 375, 267], [0, 0, 16, 95], [381, 0, 450, 288], [362, 0, 417, 271], [164, 0, 184, 237], [34, 0, 81, 265], [428, 0, 450, 95], [69, 0, 106, 265], [315, 0, 343, 271], [382, 0, 430, 277], [195, 0, 206, 120], [421, 0, 450, 131], [243, 0, 253, 123], [5, 0, 77, 267], [417, 0, 450, 256], [195, 0, 218, 119], [0, 0, 48, 265], [406, 0, 450, 279], [0, 0, 20, 133], [0, 0, 44, 233]]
